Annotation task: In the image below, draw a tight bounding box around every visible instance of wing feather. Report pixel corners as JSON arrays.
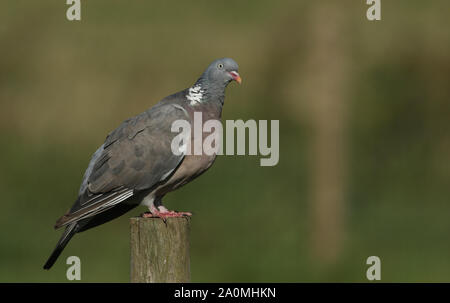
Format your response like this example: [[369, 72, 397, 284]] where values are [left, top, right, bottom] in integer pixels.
[[56, 99, 190, 228], [55, 188, 134, 229]]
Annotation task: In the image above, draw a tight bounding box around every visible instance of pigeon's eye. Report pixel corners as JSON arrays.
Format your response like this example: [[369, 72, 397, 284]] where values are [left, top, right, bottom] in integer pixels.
[[217, 63, 224, 69]]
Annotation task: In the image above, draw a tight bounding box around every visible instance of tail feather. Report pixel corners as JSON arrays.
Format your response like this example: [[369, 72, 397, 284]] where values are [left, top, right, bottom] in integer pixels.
[[43, 223, 77, 270]]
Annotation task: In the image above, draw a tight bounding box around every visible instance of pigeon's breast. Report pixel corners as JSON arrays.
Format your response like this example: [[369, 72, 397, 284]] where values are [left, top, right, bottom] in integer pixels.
[[152, 149, 217, 197], [152, 102, 222, 196]]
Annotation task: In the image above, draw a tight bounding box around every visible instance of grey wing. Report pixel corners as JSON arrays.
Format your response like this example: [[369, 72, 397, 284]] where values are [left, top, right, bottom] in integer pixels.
[[78, 143, 104, 196], [55, 102, 189, 229]]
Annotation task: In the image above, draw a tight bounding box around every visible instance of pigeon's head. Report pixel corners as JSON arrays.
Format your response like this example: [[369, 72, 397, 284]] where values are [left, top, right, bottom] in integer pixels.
[[201, 58, 241, 87]]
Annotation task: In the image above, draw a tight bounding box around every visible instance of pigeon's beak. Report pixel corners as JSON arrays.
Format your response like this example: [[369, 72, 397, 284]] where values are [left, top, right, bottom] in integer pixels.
[[229, 71, 242, 84]]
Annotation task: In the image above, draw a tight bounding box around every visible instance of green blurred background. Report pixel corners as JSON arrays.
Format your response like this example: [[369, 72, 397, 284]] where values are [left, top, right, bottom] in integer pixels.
[[1, 0, 450, 282]]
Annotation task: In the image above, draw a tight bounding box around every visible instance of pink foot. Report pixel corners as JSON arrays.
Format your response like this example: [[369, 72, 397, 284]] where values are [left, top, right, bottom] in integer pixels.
[[142, 205, 192, 221]]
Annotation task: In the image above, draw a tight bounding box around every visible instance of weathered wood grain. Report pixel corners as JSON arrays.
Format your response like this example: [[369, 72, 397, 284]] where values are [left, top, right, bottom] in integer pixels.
[[130, 217, 190, 282]]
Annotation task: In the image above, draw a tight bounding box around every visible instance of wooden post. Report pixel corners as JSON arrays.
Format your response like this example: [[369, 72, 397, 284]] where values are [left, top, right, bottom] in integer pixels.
[[130, 217, 190, 282]]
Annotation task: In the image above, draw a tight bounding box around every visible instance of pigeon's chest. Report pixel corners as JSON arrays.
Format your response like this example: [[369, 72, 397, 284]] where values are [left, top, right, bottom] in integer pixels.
[[153, 152, 216, 196], [154, 103, 222, 194], [178, 153, 217, 183], [183, 104, 221, 177]]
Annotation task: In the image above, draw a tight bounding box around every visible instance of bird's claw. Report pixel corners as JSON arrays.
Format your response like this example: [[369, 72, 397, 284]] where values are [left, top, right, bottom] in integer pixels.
[[142, 210, 192, 223]]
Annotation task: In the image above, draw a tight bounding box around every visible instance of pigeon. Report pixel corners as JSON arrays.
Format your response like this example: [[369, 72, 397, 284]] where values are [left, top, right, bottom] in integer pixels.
[[43, 58, 241, 270]]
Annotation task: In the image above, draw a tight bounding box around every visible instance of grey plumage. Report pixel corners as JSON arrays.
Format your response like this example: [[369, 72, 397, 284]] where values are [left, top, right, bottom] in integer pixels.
[[44, 58, 241, 269]]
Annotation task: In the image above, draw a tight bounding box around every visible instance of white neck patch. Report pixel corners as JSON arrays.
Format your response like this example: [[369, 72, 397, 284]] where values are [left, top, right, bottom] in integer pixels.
[[186, 84, 204, 105]]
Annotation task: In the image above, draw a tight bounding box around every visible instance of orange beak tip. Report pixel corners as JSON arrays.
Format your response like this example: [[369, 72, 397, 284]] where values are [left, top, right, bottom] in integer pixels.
[[230, 71, 242, 85]]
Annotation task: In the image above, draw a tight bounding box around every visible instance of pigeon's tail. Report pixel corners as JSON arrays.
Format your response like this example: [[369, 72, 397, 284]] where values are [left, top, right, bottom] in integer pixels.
[[43, 223, 78, 270]]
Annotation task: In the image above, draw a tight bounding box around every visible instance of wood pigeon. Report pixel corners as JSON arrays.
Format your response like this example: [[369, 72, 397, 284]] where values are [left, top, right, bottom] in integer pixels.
[[43, 58, 241, 270]]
